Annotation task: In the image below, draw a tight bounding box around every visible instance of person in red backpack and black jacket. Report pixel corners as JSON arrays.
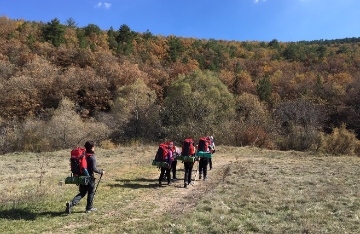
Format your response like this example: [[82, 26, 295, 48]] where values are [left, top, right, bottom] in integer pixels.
[[66, 141, 105, 214], [158, 142, 174, 186], [198, 137, 210, 181], [183, 140, 196, 188]]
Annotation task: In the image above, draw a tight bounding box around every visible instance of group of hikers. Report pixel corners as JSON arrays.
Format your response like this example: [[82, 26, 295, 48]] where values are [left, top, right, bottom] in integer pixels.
[[65, 136, 215, 214], [156, 136, 215, 188]]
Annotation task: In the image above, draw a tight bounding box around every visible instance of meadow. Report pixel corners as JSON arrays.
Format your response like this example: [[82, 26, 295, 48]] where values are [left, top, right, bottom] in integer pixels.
[[1, 146, 360, 233]]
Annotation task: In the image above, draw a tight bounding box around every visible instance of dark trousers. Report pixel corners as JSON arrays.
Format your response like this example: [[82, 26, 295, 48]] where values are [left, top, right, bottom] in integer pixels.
[[71, 179, 95, 210], [199, 158, 208, 178], [208, 158, 212, 169], [159, 167, 171, 184], [172, 160, 177, 178], [184, 162, 194, 184]]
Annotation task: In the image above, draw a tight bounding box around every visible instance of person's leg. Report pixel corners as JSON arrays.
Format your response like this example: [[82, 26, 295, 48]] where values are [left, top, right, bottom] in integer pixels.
[[66, 184, 87, 213], [166, 168, 171, 184], [172, 160, 177, 179], [203, 159, 209, 179], [199, 159, 204, 179], [71, 184, 87, 205], [159, 167, 165, 185], [209, 158, 212, 170], [188, 163, 193, 184], [184, 163, 189, 187], [85, 179, 96, 211]]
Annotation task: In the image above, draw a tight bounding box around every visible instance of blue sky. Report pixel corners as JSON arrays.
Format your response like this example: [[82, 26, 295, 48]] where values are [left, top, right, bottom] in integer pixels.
[[1, 0, 359, 42]]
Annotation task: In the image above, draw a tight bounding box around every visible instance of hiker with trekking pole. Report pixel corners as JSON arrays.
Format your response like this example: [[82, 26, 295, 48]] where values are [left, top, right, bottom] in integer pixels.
[[66, 140, 105, 214]]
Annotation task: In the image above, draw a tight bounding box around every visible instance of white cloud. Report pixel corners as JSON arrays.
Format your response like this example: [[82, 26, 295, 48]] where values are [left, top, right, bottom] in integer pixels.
[[95, 2, 111, 9], [254, 0, 259, 3]]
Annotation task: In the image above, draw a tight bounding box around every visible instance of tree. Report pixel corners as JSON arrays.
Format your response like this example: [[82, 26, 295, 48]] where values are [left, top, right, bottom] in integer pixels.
[[111, 79, 162, 143], [66, 17, 77, 28], [42, 18, 66, 47], [161, 70, 235, 143], [257, 75, 272, 102]]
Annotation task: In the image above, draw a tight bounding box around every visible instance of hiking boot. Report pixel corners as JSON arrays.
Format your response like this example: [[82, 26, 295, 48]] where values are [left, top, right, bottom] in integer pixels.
[[66, 202, 72, 214], [86, 207, 97, 213], [204, 177, 208, 181], [189, 181, 194, 185], [167, 182, 172, 186], [172, 177, 178, 181]]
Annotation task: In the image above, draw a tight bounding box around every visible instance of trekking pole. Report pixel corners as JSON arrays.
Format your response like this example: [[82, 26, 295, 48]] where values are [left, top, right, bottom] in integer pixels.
[[91, 173, 103, 204], [193, 160, 199, 184]]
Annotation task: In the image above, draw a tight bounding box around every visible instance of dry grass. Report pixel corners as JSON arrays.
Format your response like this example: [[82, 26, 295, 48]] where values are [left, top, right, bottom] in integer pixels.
[[1, 146, 360, 233]]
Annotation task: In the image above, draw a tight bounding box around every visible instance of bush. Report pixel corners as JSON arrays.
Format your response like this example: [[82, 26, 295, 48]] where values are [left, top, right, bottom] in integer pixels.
[[319, 124, 358, 155]]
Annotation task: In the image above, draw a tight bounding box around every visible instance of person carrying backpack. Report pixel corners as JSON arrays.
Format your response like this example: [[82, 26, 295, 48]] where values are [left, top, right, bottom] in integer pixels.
[[182, 138, 196, 188], [66, 141, 105, 214], [170, 142, 181, 180], [158, 142, 174, 186], [208, 136, 215, 170], [198, 137, 210, 181]]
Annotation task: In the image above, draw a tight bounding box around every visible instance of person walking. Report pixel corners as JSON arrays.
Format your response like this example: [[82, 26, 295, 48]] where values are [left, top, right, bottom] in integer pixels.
[[208, 136, 215, 170], [66, 141, 105, 214], [183, 140, 196, 188], [158, 142, 174, 186], [171, 142, 181, 181]]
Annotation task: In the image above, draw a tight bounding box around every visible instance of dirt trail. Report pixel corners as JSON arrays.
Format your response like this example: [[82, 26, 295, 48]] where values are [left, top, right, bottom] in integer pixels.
[[150, 154, 235, 218]]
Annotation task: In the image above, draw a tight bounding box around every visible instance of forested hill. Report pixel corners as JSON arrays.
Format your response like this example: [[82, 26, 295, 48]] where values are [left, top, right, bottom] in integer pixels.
[[1, 16, 360, 154]]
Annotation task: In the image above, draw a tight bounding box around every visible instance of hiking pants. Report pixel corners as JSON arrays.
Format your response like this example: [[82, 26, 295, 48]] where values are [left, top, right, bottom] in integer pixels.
[[159, 167, 171, 184], [172, 160, 178, 178], [199, 158, 208, 178], [71, 178, 95, 210], [184, 162, 194, 184], [208, 158, 212, 170]]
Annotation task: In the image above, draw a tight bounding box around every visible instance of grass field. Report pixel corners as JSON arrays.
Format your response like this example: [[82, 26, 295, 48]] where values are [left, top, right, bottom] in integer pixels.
[[1, 146, 360, 233]]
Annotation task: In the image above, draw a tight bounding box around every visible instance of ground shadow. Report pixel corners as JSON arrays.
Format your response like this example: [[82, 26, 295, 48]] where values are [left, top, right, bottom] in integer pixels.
[[115, 178, 155, 183], [0, 208, 66, 220], [109, 182, 158, 189]]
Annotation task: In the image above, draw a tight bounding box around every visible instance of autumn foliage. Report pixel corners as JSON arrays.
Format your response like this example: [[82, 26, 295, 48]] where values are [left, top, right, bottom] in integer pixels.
[[1, 16, 360, 154]]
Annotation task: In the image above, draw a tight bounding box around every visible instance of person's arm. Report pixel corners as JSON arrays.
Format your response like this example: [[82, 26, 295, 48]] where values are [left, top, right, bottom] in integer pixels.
[[89, 156, 104, 175]]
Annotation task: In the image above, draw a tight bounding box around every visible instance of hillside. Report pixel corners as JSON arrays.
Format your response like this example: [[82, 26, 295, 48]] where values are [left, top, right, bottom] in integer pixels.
[[1, 16, 360, 153]]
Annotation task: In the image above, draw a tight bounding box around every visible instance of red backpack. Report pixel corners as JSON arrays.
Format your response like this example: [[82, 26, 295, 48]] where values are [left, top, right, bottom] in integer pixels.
[[198, 137, 209, 152], [182, 138, 195, 156], [154, 143, 168, 162], [70, 147, 88, 176]]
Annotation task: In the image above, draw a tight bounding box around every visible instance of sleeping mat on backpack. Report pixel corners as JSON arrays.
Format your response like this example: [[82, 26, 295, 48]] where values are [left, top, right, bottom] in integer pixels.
[[196, 151, 212, 158], [152, 160, 170, 168], [177, 155, 196, 163], [65, 176, 90, 185]]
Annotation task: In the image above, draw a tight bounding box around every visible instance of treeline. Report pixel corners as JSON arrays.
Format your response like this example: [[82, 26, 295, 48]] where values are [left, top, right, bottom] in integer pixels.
[[1, 16, 360, 155]]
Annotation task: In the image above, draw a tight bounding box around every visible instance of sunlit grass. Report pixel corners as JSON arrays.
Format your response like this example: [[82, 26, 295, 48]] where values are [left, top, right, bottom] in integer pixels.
[[1, 146, 360, 233]]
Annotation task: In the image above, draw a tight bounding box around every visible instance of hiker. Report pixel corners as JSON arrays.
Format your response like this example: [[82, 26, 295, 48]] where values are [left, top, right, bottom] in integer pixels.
[[198, 137, 210, 180], [171, 142, 181, 180], [183, 139, 196, 188], [208, 136, 215, 170], [158, 142, 174, 186], [66, 141, 105, 214]]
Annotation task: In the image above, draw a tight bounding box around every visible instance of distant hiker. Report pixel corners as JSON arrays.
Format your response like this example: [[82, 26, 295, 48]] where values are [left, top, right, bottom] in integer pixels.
[[198, 137, 210, 181], [66, 141, 105, 214], [208, 136, 215, 170], [181, 138, 196, 188], [158, 142, 174, 186], [170, 141, 181, 180]]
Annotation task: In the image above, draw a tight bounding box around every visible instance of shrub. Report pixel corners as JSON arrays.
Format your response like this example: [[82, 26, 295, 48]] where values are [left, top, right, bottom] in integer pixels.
[[319, 124, 358, 155]]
